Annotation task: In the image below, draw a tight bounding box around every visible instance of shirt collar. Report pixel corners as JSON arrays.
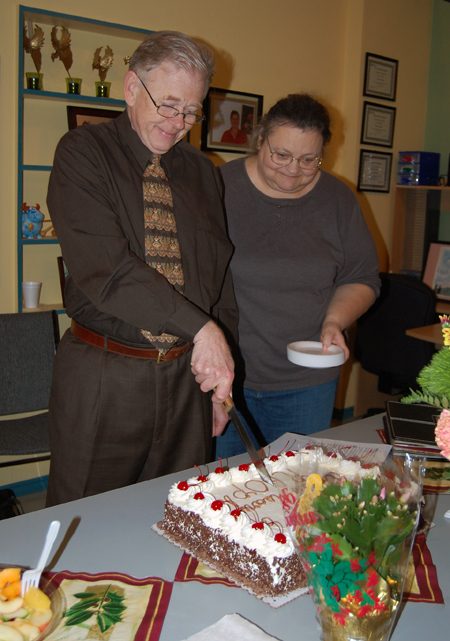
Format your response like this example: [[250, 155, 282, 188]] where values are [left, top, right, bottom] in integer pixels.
[[118, 109, 176, 177]]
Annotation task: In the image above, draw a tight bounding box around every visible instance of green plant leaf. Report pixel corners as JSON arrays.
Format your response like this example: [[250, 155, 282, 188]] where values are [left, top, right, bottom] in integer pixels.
[[65, 610, 94, 626]]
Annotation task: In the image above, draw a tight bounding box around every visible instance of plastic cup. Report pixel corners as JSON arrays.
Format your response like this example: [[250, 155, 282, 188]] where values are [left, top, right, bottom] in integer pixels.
[[22, 281, 42, 308]]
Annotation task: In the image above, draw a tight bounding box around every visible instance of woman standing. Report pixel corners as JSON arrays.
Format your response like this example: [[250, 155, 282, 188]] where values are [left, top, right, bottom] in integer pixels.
[[216, 94, 380, 459]]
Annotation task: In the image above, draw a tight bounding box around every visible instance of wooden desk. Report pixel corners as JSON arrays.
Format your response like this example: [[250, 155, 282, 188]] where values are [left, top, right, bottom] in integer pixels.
[[436, 299, 450, 314], [406, 323, 444, 345]]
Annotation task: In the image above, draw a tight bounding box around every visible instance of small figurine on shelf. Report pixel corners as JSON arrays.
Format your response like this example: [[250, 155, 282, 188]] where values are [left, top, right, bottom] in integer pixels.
[[93, 46, 114, 97], [23, 22, 45, 89], [50, 26, 81, 95], [22, 203, 44, 238]]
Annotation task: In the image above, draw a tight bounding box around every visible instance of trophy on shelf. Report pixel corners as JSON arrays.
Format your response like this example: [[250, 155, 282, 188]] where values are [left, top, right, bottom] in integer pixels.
[[23, 22, 45, 90], [92, 46, 114, 97], [51, 26, 81, 95]]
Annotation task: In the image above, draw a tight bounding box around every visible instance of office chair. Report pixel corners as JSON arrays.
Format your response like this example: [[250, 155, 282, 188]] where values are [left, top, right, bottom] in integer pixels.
[[354, 272, 438, 396], [0, 311, 59, 469]]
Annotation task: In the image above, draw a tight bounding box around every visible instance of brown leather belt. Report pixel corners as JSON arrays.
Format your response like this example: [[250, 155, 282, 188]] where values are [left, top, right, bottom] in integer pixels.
[[71, 320, 192, 362]]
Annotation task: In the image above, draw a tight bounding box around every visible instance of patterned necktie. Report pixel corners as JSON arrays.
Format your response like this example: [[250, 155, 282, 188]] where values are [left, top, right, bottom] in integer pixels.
[[141, 153, 185, 353]]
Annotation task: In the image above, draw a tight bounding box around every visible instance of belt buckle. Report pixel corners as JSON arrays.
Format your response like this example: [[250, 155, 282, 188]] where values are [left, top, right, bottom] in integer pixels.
[[157, 350, 164, 364]]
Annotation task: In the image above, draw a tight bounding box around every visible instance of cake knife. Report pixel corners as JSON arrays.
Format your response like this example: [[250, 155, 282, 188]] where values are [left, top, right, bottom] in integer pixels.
[[221, 394, 274, 485]]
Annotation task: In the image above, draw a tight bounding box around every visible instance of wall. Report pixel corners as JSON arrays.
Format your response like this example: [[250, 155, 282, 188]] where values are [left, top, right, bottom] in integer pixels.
[[425, 0, 450, 242], [0, 0, 436, 485], [425, 0, 450, 178]]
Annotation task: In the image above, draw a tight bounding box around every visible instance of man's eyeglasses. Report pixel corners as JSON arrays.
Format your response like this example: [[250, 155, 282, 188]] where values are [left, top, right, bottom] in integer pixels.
[[267, 139, 322, 170], [137, 75, 205, 125]]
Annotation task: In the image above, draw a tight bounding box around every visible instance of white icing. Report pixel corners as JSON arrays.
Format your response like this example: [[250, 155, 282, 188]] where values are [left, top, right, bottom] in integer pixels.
[[229, 467, 254, 483], [202, 499, 230, 526], [168, 482, 196, 504], [318, 452, 342, 474], [337, 459, 362, 479], [184, 492, 215, 515], [207, 470, 233, 486], [220, 510, 250, 536], [186, 477, 216, 493], [265, 456, 288, 474]]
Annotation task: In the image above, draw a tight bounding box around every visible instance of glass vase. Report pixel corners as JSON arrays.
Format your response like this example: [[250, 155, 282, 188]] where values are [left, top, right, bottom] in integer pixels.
[[66, 77, 82, 94], [95, 81, 110, 98], [276, 448, 424, 641], [26, 72, 43, 90]]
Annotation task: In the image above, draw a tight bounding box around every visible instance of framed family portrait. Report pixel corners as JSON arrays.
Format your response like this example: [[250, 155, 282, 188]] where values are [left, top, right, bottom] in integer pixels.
[[201, 87, 263, 153], [67, 106, 123, 130], [423, 242, 450, 300], [361, 101, 396, 148], [357, 149, 393, 193], [363, 52, 398, 102]]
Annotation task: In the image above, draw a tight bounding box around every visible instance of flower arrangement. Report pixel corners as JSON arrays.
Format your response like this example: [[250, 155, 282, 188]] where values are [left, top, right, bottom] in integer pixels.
[[278, 450, 423, 641], [402, 315, 450, 408], [401, 315, 450, 461]]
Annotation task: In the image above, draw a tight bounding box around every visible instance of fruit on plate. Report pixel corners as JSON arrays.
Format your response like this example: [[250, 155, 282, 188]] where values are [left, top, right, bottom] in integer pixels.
[[0, 623, 23, 641], [0, 570, 53, 641], [22, 591, 50, 614]]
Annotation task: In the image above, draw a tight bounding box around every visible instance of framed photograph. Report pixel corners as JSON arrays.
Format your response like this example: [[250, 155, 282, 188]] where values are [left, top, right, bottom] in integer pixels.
[[67, 106, 123, 130], [423, 242, 450, 300], [357, 149, 393, 192], [361, 101, 396, 148], [363, 52, 398, 101], [201, 87, 263, 154]]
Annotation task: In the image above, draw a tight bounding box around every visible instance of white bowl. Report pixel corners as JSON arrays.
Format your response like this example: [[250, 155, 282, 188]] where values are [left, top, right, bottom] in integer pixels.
[[287, 341, 345, 369]]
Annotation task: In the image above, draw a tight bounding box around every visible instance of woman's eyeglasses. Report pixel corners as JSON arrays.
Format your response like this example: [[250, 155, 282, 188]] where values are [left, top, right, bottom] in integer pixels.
[[267, 139, 321, 170]]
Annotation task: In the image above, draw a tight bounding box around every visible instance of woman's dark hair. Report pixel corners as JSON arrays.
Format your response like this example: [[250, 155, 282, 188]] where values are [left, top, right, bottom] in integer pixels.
[[250, 93, 332, 154], [230, 110, 240, 119]]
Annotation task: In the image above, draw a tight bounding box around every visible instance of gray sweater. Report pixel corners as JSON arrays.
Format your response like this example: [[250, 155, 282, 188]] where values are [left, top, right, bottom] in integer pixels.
[[220, 158, 380, 390]]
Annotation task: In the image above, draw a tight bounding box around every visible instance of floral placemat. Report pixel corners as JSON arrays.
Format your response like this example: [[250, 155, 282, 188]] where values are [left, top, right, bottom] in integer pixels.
[[41, 571, 172, 641], [377, 428, 450, 494], [174, 552, 237, 589], [175, 535, 444, 605], [403, 534, 444, 603]]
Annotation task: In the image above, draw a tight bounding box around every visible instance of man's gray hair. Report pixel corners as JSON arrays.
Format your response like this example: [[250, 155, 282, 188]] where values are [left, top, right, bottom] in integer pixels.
[[129, 31, 214, 95]]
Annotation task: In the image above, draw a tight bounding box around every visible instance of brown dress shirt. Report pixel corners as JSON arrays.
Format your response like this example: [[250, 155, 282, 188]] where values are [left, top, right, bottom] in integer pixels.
[[47, 110, 238, 347]]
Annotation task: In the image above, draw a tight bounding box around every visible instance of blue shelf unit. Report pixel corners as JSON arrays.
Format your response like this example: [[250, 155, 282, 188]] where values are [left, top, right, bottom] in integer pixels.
[[17, 5, 152, 311]]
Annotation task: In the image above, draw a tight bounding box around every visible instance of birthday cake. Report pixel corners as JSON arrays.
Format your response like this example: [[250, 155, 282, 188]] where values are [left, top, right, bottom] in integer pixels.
[[154, 448, 381, 606]]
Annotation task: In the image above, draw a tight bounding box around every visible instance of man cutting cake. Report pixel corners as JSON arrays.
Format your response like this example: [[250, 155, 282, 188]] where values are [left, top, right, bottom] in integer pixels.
[[45, 31, 237, 506]]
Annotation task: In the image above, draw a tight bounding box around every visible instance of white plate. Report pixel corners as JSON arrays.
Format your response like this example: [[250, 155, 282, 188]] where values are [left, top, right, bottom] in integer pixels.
[[287, 341, 345, 368]]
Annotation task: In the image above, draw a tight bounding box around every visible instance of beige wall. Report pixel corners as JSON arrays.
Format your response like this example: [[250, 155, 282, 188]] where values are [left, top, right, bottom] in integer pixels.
[[0, 0, 434, 423]]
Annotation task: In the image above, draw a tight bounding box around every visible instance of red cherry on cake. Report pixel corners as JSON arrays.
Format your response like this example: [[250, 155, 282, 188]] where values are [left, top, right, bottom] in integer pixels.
[[274, 533, 287, 544], [347, 457, 357, 462], [269, 455, 279, 462], [252, 522, 264, 530], [211, 500, 224, 511], [238, 464, 250, 471], [304, 445, 314, 450], [197, 475, 208, 482], [194, 492, 205, 500], [177, 481, 189, 491], [230, 509, 241, 520], [362, 463, 375, 469], [215, 466, 224, 473], [285, 451, 295, 457], [326, 452, 338, 458]]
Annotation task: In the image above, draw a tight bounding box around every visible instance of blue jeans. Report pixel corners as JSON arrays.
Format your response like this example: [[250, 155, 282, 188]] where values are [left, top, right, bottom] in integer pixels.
[[214, 378, 339, 461]]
